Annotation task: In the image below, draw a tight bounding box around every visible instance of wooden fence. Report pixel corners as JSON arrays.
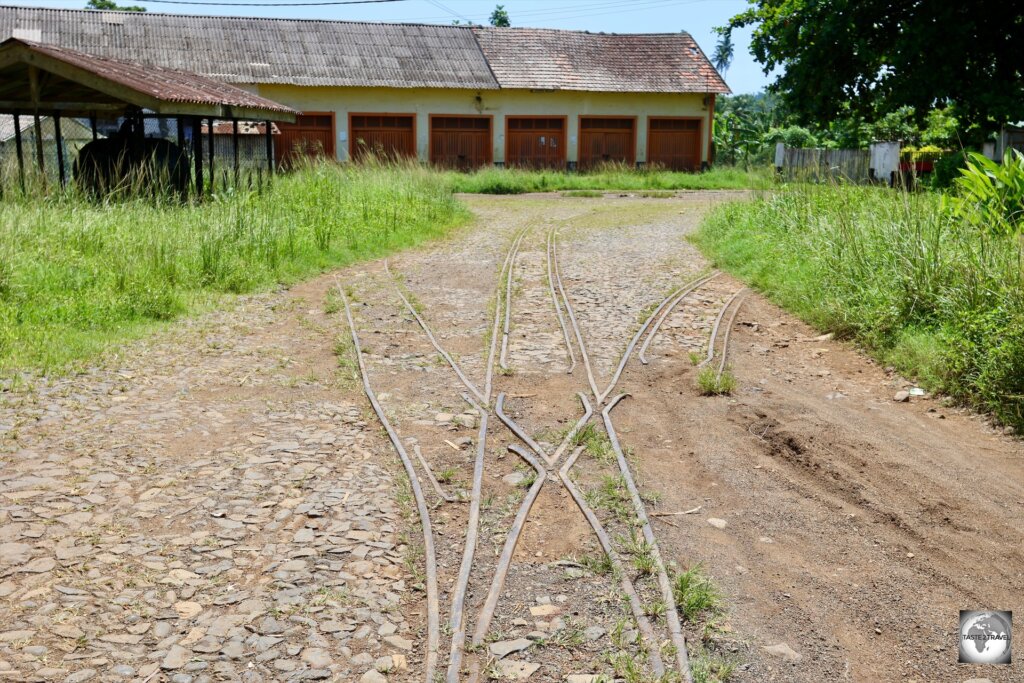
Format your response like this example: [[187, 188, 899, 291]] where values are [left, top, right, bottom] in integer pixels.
[[775, 145, 873, 183]]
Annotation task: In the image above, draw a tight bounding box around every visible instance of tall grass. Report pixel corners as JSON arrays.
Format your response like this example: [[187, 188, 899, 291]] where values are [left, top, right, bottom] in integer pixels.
[[443, 163, 768, 194], [693, 185, 1024, 431], [0, 162, 466, 373]]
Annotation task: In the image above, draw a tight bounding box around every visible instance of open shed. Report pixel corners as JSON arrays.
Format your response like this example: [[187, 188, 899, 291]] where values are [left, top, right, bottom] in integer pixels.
[[0, 37, 296, 196]]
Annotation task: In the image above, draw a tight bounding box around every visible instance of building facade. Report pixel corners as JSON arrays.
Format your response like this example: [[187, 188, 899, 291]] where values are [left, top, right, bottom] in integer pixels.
[[0, 6, 730, 171]]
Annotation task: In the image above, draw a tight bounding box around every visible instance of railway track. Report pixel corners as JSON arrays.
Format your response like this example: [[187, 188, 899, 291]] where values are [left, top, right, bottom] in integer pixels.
[[339, 223, 747, 681]]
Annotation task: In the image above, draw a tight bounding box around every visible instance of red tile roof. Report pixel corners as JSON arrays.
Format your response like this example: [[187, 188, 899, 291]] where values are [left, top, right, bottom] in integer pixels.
[[2, 38, 296, 116], [472, 27, 730, 94]]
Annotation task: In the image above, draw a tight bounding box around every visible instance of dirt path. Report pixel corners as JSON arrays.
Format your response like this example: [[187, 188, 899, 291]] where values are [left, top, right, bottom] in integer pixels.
[[1, 192, 1021, 683]]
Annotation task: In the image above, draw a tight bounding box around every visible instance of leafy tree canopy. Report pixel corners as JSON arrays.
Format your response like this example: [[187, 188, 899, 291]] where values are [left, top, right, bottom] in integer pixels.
[[719, 0, 1024, 132], [86, 0, 146, 10], [489, 4, 510, 27]]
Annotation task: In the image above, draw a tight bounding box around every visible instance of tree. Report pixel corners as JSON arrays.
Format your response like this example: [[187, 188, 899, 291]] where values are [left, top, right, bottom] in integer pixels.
[[719, 1, 1024, 134], [711, 32, 733, 77], [86, 0, 146, 10], [489, 4, 510, 27]]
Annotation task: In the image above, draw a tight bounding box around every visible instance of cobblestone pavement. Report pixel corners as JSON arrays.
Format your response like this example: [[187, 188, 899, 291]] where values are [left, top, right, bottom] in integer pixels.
[[0, 293, 421, 681]]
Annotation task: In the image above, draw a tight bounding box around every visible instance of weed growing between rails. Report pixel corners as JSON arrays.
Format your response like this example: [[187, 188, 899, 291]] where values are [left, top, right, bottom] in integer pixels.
[[692, 183, 1024, 431], [0, 163, 467, 375]]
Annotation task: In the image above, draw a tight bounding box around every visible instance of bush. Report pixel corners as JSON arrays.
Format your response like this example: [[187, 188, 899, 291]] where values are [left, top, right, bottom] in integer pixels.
[[693, 185, 1024, 432], [952, 150, 1024, 234], [929, 151, 969, 189]]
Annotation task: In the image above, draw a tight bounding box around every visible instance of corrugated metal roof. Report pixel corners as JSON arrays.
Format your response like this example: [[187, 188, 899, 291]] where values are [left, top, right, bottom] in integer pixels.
[[472, 27, 730, 94], [0, 5, 500, 89], [0, 5, 729, 94], [6, 39, 297, 115], [0, 113, 93, 142]]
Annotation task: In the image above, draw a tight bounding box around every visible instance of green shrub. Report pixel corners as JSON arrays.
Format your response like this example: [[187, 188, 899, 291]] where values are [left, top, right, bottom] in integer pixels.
[[929, 152, 969, 189], [952, 150, 1024, 234], [693, 184, 1024, 432]]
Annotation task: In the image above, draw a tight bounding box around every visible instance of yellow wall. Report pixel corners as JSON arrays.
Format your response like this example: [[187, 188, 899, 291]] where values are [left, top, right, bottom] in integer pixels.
[[253, 85, 714, 165]]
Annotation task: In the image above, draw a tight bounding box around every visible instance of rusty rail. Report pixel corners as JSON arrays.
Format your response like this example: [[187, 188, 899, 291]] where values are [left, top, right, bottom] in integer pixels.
[[338, 283, 440, 683], [547, 229, 577, 374], [699, 287, 747, 369], [550, 230, 601, 400], [638, 271, 721, 365], [470, 442, 547, 647], [385, 259, 487, 406], [717, 289, 749, 379], [445, 394, 489, 682], [602, 395, 692, 682], [499, 231, 528, 372], [412, 442, 457, 504], [557, 445, 667, 677]]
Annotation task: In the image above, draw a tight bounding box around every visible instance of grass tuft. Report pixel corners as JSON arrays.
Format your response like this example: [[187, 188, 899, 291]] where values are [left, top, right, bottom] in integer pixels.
[[673, 565, 723, 622], [696, 367, 737, 396]]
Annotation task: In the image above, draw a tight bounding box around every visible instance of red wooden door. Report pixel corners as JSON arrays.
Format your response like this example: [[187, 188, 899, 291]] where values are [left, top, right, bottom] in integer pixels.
[[350, 114, 416, 162], [430, 116, 491, 169], [579, 117, 636, 169], [506, 117, 566, 169], [275, 113, 335, 168], [648, 118, 701, 171]]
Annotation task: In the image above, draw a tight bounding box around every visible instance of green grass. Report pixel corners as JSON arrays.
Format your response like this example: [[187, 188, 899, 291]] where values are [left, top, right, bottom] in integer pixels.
[[0, 163, 467, 374], [693, 184, 1024, 431], [695, 366, 737, 396], [673, 565, 723, 622], [444, 164, 769, 195]]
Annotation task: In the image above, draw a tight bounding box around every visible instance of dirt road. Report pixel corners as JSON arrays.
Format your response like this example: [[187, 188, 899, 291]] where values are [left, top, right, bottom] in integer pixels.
[[0, 193, 1020, 682]]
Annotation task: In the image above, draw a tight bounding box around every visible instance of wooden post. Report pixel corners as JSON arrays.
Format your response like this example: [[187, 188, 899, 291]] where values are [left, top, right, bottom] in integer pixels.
[[28, 66, 45, 177], [13, 111, 25, 193], [176, 116, 187, 200], [232, 118, 240, 187], [54, 113, 66, 188], [193, 116, 204, 199], [265, 120, 274, 175], [207, 117, 215, 193], [90, 114, 98, 141]]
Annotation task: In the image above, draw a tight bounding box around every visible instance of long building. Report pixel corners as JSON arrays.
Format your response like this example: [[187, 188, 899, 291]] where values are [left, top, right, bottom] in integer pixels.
[[0, 5, 730, 170]]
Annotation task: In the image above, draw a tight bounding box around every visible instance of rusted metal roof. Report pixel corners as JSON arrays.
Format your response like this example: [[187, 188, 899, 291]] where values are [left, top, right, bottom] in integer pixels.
[[0, 5, 499, 90], [0, 38, 297, 120], [0, 6, 728, 95], [472, 27, 730, 94]]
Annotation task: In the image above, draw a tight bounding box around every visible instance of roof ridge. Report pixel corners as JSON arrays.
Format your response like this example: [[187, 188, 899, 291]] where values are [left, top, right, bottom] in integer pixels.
[[0, 4, 694, 36]]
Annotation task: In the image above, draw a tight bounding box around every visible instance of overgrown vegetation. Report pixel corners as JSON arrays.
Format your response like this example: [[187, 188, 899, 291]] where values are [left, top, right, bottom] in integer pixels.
[[694, 182, 1024, 431], [444, 164, 767, 195], [0, 163, 466, 373]]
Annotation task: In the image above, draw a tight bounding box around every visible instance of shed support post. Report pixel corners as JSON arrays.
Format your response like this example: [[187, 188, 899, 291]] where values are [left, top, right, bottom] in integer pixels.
[[207, 117, 215, 193], [232, 118, 240, 187], [13, 111, 25, 193], [265, 120, 274, 176], [32, 111, 45, 176], [176, 116, 187, 200], [193, 116, 204, 199], [54, 113, 66, 188], [90, 115, 98, 141]]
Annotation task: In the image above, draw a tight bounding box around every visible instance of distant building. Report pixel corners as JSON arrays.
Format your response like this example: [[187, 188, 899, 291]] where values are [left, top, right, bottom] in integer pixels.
[[0, 6, 730, 171]]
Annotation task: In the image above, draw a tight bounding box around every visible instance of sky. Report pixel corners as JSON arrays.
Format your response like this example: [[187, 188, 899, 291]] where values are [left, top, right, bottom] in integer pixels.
[[21, 0, 771, 94]]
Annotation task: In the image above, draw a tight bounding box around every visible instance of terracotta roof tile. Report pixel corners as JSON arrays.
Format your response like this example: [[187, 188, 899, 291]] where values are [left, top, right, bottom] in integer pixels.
[[472, 27, 729, 94]]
